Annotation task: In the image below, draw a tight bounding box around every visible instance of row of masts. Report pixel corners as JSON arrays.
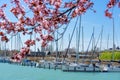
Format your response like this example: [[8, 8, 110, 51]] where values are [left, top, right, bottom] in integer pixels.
[[0, 34, 22, 51], [0, 17, 117, 62]]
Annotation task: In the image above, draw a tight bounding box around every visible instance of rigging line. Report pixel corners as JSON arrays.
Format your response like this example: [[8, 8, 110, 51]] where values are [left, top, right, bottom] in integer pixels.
[[85, 32, 93, 55], [55, 20, 70, 41], [99, 26, 103, 52], [55, 23, 68, 35], [98, 26, 103, 60], [55, 9, 73, 41], [90, 27, 95, 62], [41, 9, 72, 45], [94, 32, 101, 50], [44, 17, 72, 49], [91, 26, 103, 60], [94, 26, 103, 51], [6, 5, 73, 45], [26, 4, 74, 31], [53, 11, 72, 53], [63, 17, 79, 62]]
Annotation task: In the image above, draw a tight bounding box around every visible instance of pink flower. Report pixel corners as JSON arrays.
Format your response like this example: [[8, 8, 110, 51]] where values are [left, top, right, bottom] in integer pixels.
[[1, 4, 7, 8], [105, 10, 112, 18], [81, 0, 88, 3], [65, 2, 74, 8], [10, 7, 19, 16], [118, 2, 120, 8], [25, 40, 35, 46], [72, 8, 79, 17], [49, 0, 55, 5], [41, 41, 47, 47], [24, 0, 29, 3], [0, 32, 4, 36], [42, 19, 49, 30], [46, 35, 53, 41], [1, 36, 9, 42], [36, 38, 40, 41], [0, 9, 4, 18]]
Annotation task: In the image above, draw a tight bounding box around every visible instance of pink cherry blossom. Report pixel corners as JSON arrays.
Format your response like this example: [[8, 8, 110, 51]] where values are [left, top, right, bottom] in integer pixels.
[[0, 32, 4, 36]]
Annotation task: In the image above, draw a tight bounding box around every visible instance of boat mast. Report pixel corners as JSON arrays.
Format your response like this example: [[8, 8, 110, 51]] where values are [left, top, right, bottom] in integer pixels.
[[34, 32, 36, 52], [5, 42, 6, 57], [15, 35, 16, 51], [61, 36, 63, 51], [98, 26, 103, 60], [91, 27, 95, 63], [81, 26, 85, 63], [17, 33, 20, 51], [76, 16, 81, 63], [50, 37, 53, 53], [82, 26, 84, 54], [112, 18, 115, 61], [100, 26, 103, 51], [55, 29, 59, 61], [68, 33, 70, 58], [76, 27, 78, 62], [63, 17, 78, 62], [0, 40, 1, 52]]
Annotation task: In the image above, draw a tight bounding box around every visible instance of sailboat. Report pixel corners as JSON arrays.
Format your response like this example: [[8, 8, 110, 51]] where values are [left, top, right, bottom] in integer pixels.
[[62, 24, 108, 72]]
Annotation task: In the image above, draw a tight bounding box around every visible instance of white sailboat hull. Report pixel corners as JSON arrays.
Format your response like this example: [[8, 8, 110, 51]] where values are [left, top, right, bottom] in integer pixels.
[[108, 66, 120, 72], [62, 63, 108, 72]]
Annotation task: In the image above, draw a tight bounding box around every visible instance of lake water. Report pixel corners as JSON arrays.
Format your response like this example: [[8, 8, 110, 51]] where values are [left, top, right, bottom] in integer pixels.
[[0, 63, 120, 80]]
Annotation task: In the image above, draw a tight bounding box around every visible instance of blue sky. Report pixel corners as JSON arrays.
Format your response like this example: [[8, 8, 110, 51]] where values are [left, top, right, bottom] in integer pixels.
[[0, 0, 120, 52]]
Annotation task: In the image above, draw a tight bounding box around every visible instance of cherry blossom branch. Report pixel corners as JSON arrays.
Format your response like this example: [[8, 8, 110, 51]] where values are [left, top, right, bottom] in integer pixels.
[[105, 0, 120, 18]]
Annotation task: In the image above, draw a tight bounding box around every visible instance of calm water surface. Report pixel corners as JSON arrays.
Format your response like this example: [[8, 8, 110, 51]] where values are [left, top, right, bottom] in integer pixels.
[[0, 63, 120, 80]]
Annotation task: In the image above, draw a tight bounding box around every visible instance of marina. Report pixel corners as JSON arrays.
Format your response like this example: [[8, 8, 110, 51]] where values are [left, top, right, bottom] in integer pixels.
[[0, 0, 120, 80], [0, 57, 120, 72]]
